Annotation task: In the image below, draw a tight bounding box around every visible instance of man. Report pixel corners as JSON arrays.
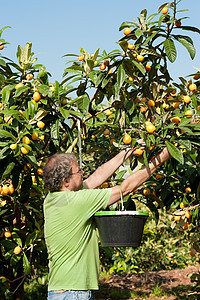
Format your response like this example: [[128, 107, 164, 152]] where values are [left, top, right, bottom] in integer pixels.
[[43, 146, 171, 299]]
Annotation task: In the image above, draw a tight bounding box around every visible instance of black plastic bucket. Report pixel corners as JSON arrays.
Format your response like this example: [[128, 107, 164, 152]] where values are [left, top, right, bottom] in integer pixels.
[[94, 211, 148, 247]]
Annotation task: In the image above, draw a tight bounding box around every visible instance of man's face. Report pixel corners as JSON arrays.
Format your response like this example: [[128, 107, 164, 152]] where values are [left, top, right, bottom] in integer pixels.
[[67, 161, 84, 191]]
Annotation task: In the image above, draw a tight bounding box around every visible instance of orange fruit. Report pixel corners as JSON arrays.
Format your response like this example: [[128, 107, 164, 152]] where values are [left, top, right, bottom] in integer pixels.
[[133, 148, 144, 156], [171, 116, 181, 124], [103, 59, 110, 66], [110, 139, 116, 145], [32, 176, 36, 183], [0, 44, 4, 50], [39, 135, 45, 141], [193, 74, 200, 80], [180, 202, 185, 209], [190, 248, 197, 257], [33, 91, 41, 102], [148, 100, 155, 107], [172, 102, 179, 108], [189, 83, 197, 91], [26, 73, 34, 80], [21, 146, 29, 155], [123, 27, 131, 35], [185, 110, 193, 117], [175, 19, 181, 27], [185, 187, 191, 193], [10, 144, 17, 150], [185, 211, 191, 219], [183, 95, 191, 103], [77, 55, 84, 61], [162, 103, 169, 109], [106, 110, 112, 116], [129, 76, 134, 82], [1, 200, 7, 207], [100, 64, 106, 70], [123, 134, 132, 144], [37, 121, 45, 129], [4, 231, 11, 238], [140, 106, 147, 113], [8, 185, 14, 195], [161, 7, 168, 14], [140, 97, 146, 102], [50, 86, 55, 92], [14, 246, 21, 255], [128, 43, 135, 50], [174, 215, 181, 222], [183, 222, 189, 230], [22, 136, 30, 145], [101, 182, 109, 188], [15, 83, 24, 89], [32, 132, 39, 140], [143, 188, 150, 196], [1, 185, 10, 195], [145, 64, 151, 71], [146, 123, 156, 133], [37, 168, 43, 176], [137, 55, 144, 62], [103, 129, 110, 136], [156, 174, 162, 180]]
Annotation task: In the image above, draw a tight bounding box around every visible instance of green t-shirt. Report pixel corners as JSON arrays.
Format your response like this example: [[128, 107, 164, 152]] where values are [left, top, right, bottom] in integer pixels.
[[43, 187, 111, 291]]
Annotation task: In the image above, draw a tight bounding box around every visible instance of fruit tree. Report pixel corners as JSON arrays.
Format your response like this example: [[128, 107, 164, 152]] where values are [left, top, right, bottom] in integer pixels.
[[0, 1, 199, 298]]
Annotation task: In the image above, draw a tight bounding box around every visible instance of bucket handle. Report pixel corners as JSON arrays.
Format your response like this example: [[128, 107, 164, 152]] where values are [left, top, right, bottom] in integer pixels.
[[119, 185, 124, 211]]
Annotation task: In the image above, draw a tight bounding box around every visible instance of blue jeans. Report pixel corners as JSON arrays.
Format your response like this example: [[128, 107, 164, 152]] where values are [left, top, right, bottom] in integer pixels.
[[48, 290, 94, 300]]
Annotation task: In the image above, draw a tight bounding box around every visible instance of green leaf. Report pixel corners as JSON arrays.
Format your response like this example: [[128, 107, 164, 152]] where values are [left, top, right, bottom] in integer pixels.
[[65, 65, 84, 73], [140, 48, 161, 57], [117, 65, 126, 90], [132, 60, 146, 75], [177, 36, 196, 59], [26, 154, 38, 167], [0, 129, 16, 140], [25, 231, 39, 247], [51, 120, 60, 146], [178, 139, 191, 150], [59, 108, 70, 120], [3, 162, 15, 176], [37, 84, 50, 95], [165, 141, 184, 164], [23, 253, 31, 275], [77, 94, 90, 115], [15, 85, 30, 98], [0, 26, 11, 38], [29, 109, 48, 124], [180, 26, 200, 34], [140, 9, 147, 28], [12, 232, 22, 247], [135, 29, 144, 39], [117, 40, 128, 52], [119, 22, 135, 31], [164, 39, 177, 63]]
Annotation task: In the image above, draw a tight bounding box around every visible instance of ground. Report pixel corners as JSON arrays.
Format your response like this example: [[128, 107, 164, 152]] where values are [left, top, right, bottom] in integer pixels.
[[94, 265, 200, 299]]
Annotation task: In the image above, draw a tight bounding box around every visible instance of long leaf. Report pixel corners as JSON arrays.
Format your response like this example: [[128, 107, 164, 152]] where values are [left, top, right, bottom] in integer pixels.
[[165, 141, 184, 164], [117, 65, 126, 90], [132, 60, 146, 75], [177, 36, 196, 59], [164, 39, 177, 63], [23, 253, 31, 275]]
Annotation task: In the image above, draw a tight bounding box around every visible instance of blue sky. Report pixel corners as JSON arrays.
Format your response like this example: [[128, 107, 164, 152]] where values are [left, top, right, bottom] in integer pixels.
[[1, 0, 200, 84]]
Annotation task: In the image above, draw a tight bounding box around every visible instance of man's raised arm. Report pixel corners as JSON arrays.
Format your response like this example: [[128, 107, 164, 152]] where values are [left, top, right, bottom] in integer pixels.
[[84, 149, 133, 189]]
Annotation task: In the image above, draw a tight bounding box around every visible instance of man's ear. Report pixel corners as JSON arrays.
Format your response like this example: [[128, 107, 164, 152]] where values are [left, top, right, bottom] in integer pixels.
[[62, 178, 70, 188]]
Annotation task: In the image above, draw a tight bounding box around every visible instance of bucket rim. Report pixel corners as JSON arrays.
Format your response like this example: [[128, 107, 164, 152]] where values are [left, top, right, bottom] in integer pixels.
[[94, 211, 149, 216]]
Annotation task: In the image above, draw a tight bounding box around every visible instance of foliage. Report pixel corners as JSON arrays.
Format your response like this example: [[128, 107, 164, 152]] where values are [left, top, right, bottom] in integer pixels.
[[0, 0, 199, 298]]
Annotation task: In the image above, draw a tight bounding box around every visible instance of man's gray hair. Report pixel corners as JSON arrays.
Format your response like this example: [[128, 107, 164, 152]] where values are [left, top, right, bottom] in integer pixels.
[[43, 153, 77, 192]]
